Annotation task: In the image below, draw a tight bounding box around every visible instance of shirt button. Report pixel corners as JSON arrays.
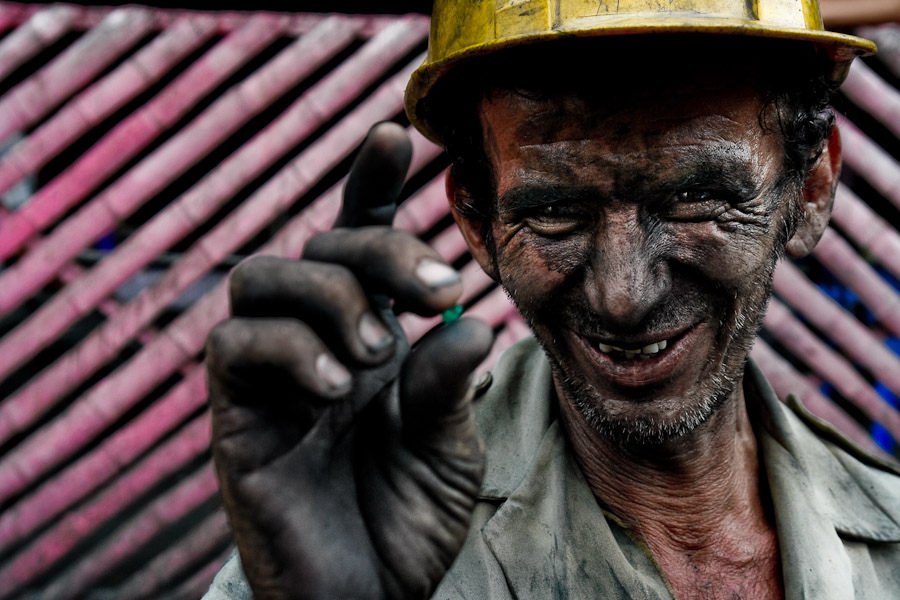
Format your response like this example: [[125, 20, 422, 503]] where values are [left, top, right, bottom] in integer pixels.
[[473, 371, 493, 396]]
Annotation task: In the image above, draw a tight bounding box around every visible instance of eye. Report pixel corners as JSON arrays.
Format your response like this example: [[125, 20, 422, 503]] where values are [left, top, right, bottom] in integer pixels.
[[676, 191, 712, 203], [524, 204, 590, 236], [663, 190, 728, 221]]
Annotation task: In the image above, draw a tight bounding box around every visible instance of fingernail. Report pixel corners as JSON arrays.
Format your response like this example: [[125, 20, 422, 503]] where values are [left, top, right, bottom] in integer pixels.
[[415, 258, 460, 289], [358, 312, 393, 353], [315, 354, 352, 392]]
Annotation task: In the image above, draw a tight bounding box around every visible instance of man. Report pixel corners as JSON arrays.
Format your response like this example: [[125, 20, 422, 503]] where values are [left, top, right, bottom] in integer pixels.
[[204, 1, 900, 598]]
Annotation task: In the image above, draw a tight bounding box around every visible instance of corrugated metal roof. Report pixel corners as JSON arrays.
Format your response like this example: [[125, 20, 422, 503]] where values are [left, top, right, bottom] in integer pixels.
[[0, 2, 897, 597]]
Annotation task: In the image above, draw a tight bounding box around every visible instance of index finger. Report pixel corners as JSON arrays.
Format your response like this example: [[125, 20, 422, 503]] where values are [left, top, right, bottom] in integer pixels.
[[336, 122, 413, 228]]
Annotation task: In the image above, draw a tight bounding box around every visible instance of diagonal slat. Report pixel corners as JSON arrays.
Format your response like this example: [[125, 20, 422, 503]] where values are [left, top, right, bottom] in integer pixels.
[[773, 259, 900, 398], [0, 415, 210, 593], [0, 7, 155, 146], [0, 15, 368, 386], [836, 114, 900, 212], [813, 227, 900, 338], [0, 5, 77, 82], [751, 337, 886, 456], [842, 59, 900, 139], [0, 365, 206, 548], [0, 46, 428, 454], [856, 24, 900, 81], [0, 13, 286, 263], [832, 184, 900, 283], [103, 509, 231, 600], [0, 15, 219, 200], [2, 464, 219, 600], [763, 298, 900, 442], [0, 114, 436, 504]]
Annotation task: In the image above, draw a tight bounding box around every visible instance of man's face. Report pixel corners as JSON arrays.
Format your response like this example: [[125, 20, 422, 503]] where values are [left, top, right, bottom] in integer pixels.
[[468, 71, 801, 445]]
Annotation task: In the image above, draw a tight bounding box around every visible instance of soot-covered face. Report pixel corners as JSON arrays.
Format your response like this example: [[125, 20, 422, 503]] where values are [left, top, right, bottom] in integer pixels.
[[456, 72, 810, 446]]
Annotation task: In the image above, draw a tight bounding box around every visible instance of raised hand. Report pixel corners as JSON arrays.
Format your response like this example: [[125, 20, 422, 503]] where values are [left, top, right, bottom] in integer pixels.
[[206, 122, 495, 600]]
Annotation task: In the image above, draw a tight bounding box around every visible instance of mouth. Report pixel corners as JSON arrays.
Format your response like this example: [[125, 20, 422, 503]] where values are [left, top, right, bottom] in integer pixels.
[[596, 338, 669, 360], [572, 324, 703, 389]]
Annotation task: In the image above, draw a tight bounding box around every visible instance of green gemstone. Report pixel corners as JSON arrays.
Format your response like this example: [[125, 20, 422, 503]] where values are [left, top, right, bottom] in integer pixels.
[[442, 304, 464, 324]]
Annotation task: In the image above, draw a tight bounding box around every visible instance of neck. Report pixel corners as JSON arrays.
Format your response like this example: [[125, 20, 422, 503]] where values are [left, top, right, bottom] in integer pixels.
[[557, 380, 772, 554]]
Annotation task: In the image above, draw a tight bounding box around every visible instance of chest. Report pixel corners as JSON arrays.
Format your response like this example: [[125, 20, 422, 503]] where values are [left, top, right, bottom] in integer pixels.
[[654, 538, 784, 600]]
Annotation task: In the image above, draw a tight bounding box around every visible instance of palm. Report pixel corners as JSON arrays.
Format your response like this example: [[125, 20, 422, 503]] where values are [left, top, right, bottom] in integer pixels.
[[208, 123, 492, 599], [214, 315, 486, 600]]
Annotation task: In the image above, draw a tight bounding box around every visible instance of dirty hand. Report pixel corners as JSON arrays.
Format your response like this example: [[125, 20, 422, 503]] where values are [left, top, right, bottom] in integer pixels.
[[206, 122, 494, 600]]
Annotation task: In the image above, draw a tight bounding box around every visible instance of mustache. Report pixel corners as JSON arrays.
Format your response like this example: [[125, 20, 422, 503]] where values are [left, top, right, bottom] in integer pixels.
[[553, 285, 725, 339]]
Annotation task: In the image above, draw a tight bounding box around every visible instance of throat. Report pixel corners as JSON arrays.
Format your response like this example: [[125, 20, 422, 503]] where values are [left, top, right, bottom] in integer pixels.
[[557, 379, 784, 599], [654, 534, 784, 600]]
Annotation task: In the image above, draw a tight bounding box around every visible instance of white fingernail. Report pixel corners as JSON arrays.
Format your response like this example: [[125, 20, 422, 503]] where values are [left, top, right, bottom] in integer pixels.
[[415, 258, 460, 289], [315, 354, 351, 391]]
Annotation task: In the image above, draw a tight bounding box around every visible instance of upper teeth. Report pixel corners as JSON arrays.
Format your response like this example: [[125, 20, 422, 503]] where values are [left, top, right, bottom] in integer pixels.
[[598, 339, 668, 358]]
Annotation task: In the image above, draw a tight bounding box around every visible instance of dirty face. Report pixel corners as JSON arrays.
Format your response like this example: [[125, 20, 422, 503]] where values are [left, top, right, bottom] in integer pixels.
[[471, 73, 800, 445]]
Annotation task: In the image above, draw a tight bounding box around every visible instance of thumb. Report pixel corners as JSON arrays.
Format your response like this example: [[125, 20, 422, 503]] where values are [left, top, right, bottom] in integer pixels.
[[399, 318, 494, 452]]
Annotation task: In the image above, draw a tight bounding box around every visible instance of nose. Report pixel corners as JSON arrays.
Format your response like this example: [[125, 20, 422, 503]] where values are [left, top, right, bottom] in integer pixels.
[[585, 209, 671, 329]]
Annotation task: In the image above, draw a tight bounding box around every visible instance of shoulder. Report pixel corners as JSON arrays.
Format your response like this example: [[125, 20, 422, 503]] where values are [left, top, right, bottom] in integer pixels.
[[748, 355, 900, 544], [780, 393, 900, 542], [784, 392, 900, 479]]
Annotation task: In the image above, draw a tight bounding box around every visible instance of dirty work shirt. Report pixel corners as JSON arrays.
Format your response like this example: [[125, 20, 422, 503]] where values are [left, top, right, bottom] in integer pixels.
[[205, 337, 900, 600]]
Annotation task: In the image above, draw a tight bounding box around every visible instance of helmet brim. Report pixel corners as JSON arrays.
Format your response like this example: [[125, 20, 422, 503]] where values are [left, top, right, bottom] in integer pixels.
[[406, 18, 876, 145]]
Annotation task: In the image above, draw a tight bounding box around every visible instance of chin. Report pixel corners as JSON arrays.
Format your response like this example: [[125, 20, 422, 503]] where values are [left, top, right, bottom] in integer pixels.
[[538, 322, 751, 448], [565, 372, 734, 448]]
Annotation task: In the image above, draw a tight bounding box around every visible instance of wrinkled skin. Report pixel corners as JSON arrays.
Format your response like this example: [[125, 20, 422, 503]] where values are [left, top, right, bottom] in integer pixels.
[[454, 72, 834, 447], [450, 68, 838, 599], [207, 123, 494, 600]]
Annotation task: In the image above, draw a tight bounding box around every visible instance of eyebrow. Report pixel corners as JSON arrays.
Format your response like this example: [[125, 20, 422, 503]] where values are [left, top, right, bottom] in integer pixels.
[[497, 185, 598, 215], [666, 157, 761, 196]]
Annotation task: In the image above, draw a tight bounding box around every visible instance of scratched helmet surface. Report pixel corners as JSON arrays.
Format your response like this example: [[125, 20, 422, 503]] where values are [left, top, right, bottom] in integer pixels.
[[405, 0, 877, 145]]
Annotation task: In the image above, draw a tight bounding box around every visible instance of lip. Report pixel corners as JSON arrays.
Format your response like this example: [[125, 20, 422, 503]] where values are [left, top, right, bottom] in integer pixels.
[[572, 323, 704, 388], [590, 325, 693, 352]]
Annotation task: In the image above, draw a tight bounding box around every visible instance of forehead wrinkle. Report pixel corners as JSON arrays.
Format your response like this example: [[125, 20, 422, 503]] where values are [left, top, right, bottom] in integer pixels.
[[508, 93, 758, 143], [515, 137, 757, 178]]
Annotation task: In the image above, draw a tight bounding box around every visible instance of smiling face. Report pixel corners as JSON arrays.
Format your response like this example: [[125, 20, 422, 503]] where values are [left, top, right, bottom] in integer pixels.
[[453, 67, 828, 446]]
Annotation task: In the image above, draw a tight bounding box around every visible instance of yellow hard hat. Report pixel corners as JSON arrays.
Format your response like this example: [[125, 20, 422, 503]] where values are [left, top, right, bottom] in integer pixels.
[[405, 0, 877, 144]]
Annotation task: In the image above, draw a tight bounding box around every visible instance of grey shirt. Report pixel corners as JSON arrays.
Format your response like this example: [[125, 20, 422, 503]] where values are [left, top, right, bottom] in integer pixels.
[[206, 337, 900, 599]]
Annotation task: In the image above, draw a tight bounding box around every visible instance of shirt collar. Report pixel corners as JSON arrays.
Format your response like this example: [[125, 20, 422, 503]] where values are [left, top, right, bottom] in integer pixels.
[[746, 359, 900, 544], [474, 338, 900, 599], [476, 338, 900, 540]]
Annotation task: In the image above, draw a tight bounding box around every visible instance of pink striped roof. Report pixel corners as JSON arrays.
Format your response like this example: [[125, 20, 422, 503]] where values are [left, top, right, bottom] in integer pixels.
[[0, 3, 897, 598]]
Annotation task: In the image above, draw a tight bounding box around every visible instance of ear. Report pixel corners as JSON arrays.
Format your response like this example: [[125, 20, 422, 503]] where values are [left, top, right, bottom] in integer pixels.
[[784, 125, 841, 258], [446, 170, 499, 282]]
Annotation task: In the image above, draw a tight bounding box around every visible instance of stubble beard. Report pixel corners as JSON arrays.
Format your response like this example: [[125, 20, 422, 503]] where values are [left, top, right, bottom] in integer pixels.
[[513, 260, 778, 449]]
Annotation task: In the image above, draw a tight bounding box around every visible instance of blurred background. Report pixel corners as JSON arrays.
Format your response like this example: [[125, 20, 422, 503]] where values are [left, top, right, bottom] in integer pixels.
[[0, 0, 899, 597]]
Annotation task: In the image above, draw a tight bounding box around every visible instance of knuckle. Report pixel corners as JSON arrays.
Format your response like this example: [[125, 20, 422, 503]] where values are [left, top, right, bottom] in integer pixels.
[[228, 255, 272, 298], [301, 230, 336, 260], [206, 321, 240, 368], [313, 262, 358, 296], [381, 228, 432, 259]]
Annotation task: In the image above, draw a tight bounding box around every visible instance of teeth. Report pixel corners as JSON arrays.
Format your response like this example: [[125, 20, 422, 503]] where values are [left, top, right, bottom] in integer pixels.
[[597, 338, 670, 359]]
